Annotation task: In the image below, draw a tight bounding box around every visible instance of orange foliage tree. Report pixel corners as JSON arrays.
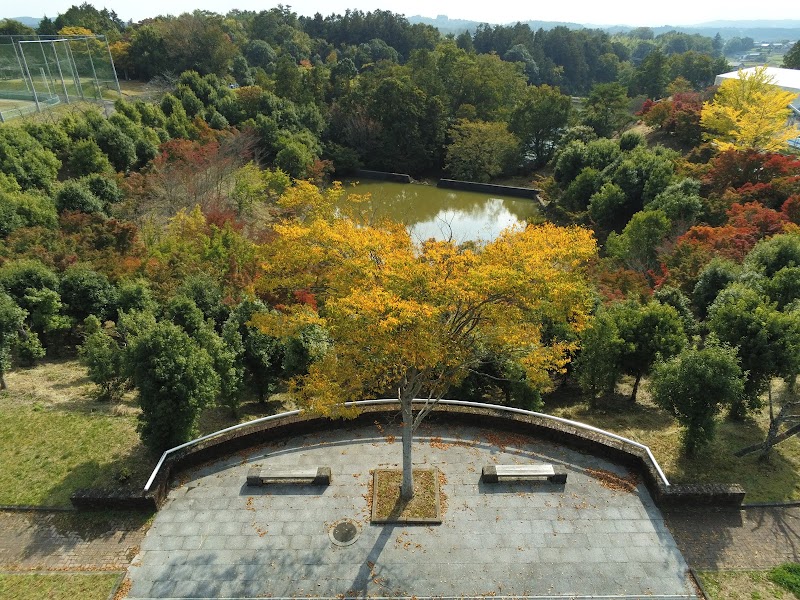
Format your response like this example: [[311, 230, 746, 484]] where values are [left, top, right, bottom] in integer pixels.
[[142, 206, 259, 299], [255, 181, 597, 499]]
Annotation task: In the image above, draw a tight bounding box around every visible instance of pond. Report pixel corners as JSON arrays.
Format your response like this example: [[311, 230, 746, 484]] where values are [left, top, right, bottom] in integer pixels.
[[340, 180, 541, 243]]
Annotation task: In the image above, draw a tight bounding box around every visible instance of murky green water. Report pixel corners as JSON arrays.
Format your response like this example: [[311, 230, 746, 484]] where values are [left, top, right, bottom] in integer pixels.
[[340, 180, 541, 243]]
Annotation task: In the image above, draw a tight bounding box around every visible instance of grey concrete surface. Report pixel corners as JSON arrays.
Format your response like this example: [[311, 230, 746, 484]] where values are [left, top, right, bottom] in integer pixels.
[[125, 421, 697, 599]]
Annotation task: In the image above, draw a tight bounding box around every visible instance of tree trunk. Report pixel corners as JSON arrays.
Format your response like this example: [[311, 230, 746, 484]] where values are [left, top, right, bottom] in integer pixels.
[[630, 372, 642, 403], [0, 372, 5, 390], [759, 398, 799, 461], [400, 396, 414, 500]]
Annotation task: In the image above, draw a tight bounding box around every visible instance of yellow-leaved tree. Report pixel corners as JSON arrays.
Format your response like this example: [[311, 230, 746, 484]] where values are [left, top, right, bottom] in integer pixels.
[[701, 66, 799, 152], [255, 181, 597, 499]]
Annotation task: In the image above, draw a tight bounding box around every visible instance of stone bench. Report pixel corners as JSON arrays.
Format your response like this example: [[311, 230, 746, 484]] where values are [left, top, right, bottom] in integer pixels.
[[482, 464, 567, 484], [246, 466, 331, 486]]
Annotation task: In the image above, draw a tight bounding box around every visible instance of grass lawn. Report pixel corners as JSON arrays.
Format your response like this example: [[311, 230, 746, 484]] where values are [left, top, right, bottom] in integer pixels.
[[0, 573, 122, 600], [118, 80, 152, 98], [0, 358, 291, 507], [0, 98, 31, 110], [545, 378, 800, 503], [0, 360, 153, 507], [697, 569, 796, 600]]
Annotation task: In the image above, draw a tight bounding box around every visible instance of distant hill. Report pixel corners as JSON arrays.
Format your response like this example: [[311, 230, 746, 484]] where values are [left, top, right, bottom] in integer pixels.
[[408, 15, 584, 34], [409, 15, 800, 42], [694, 20, 800, 29], [7, 16, 40, 28], [601, 24, 800, 43]]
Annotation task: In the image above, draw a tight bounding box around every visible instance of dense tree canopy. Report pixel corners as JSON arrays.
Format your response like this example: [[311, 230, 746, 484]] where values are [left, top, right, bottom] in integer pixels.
[[5, 3, 800, 482]]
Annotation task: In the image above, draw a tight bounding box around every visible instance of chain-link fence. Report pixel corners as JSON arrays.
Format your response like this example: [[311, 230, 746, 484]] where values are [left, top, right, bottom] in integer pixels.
[[0, 34, 120, 122]]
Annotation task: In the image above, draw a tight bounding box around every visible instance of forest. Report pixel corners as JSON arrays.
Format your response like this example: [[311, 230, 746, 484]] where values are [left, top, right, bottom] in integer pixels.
[[0, 4, 798, 484]]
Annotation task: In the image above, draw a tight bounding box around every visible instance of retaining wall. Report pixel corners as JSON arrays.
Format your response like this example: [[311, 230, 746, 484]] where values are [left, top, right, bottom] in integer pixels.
[[437, 179, 541, 200], [354, 169, 413, 183], [76, 403, 744, 511]]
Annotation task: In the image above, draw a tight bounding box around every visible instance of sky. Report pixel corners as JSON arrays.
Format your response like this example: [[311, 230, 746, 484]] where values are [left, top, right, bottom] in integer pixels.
[[8, 0, 800, 27]]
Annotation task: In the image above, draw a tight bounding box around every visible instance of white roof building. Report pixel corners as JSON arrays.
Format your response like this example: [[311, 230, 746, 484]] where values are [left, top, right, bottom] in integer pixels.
[[715, 66, 800, 106]]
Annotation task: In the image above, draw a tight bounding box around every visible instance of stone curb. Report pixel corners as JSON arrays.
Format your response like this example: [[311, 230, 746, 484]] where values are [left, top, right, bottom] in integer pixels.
[[0, 505, 75, 512]]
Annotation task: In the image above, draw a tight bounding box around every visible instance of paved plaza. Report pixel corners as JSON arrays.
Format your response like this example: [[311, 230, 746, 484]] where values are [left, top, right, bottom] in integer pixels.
[[125, 420, 696, 599]]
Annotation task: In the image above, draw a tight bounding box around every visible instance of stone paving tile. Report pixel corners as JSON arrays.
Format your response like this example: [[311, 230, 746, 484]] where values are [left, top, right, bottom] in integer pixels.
[[125, 422, 698, 599]]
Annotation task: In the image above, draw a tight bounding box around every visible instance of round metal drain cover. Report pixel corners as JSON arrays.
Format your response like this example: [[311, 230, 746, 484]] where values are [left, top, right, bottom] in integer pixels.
[[329, 519, 359, 546]]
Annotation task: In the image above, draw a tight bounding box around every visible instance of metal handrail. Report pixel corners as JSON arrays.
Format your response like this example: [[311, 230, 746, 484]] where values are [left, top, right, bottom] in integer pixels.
[[143, 399, 670, 492]]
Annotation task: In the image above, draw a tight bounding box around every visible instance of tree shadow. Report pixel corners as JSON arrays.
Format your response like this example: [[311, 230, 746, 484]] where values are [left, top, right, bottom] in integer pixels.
[[671, 423, 800, 503], [345, 525, 397, 597], [16, 507, 151, 565], [544, 383, 676, 432], [38, 443, 156, 508], [196, 397, 287, 436], [663, 505, 740, 570]]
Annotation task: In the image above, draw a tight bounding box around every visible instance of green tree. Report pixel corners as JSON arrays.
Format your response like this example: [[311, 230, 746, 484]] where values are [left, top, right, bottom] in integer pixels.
[[560, 168, 603, 213], [59, 264, 118, 323], [274, 138, 315, 179], [22, 287, 70, 345], [582, 83, 631, 137], [116, 279, 159, 314], [127, 24, 170, 79], [0, 187, 58, 238], [164, 295, 242, 416], [0, 262, 54, 363], [504, 44, 539, 83], [509, 84, 571, 167], [692, 258, 741, 318], [783, 41, 800, 69], [67, 139, 113, 177], [606, 210, 671, 274], [645, 178, 703, 226], [54, 181, 105, 215], [613, 301, 687, 402], [708, 282, 800, 419], [127, 320, 220, 452], [94, 123, 137, 173], [0, 18, 35, 35], [588, 182, 627, 229], [223, 298, 285, 403], [0, 259, 60, 307], [653, 285, 698, 337], [634, 49, 669, 99], [78, 315, 127, 402], [764, 266, 800, 309], [0, 128, 60, 192], [444, 120, 520, 182], [744, 231, 800, 277], [53, 4, 123, 35], [366, 74, 446, 174], [575, 309, 624, 403], [651, 340, 745, 454], [176, 273, 228, 325], [0, 292, 26, 390]]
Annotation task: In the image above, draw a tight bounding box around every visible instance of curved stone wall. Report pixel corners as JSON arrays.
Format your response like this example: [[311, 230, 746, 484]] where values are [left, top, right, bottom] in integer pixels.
[[104, 402, 743, 512]]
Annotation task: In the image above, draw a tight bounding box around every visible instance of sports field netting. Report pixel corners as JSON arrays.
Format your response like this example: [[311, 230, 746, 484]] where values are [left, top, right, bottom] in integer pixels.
[[0, 34, 120, 121]]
